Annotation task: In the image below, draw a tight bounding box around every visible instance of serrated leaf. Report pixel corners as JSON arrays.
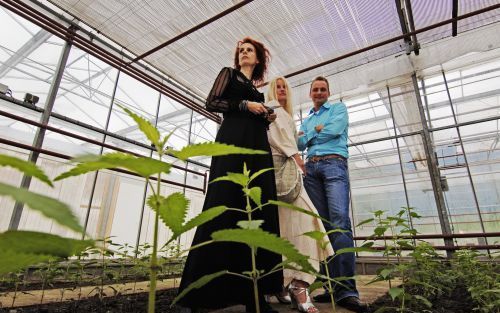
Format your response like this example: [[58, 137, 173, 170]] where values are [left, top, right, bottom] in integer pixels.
[[0, 155, 53, 187], [374, 226, 388, 236], [409, 211, 421, 218], [0, 182, 83, 233], [0, 250, 52, 275], [149, 193, 189, 235], [54, 153, 171, 180], [356, 218, 374, 227], [308, 281, 326, 293], [269, 200, 332, 226], [211, 172, 249, 187], [249, 168, 274, 183], [179, 206, 227, 236], [237, 220, 264, 230], [389, 287, 404, 300], [414, 295, 432, 308], [335, 246, 375, 255], [0, 231, 93, 258], [380, 268, 395, 279], [211, 228, 314, 272], [120, 106, 161, 149], [172, 270, 228, 305], [171, 142, 267, 161], [247, 187, 261, 206], [303, 230, 328, 242]]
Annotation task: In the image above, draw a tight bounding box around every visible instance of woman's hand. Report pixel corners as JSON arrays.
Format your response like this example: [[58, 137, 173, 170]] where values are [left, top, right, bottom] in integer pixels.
[[292, 153, 306, 175], [247, 101, 268, 115]]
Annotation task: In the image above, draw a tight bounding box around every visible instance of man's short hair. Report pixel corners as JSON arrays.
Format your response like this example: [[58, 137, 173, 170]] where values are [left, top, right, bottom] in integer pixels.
[[310, 76, 330, 93]]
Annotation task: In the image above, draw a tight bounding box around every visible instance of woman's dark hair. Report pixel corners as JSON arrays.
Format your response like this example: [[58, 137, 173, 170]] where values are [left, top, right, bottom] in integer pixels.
[[234, 37, 270, 84]]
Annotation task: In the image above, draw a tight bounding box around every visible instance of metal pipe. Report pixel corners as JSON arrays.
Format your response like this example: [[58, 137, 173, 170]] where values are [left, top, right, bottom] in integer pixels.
[[354, 231, 500, 241]]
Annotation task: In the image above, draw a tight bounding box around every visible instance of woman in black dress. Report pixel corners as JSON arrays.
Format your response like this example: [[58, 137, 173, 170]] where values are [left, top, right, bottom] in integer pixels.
[[177, 37, 282, 312]]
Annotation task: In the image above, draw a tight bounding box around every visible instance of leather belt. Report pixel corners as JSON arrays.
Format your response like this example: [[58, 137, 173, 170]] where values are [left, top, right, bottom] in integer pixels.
[[308, 154, 346, 163]]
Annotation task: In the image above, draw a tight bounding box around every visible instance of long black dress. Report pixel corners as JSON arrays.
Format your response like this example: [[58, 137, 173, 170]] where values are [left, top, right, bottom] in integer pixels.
[[177, 67, 283, 309]]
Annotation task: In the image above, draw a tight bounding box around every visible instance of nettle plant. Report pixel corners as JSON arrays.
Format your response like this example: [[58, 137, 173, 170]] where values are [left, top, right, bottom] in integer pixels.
[[358, 207, 434, 312], [53, 105, 274, 313], [170, 165, 317, 312], [0, 155, 94, 279]]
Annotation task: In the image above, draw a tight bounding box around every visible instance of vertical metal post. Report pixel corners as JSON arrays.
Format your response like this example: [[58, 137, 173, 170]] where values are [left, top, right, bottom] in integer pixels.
[[386, 86, 414, 234], [412, 73, 454, 257], [183, 110, 195, 194], [441, 70, 488, 249], [81, 70, 121, 239], [134, 91, 162, 257], [8, 35, 73, 230]]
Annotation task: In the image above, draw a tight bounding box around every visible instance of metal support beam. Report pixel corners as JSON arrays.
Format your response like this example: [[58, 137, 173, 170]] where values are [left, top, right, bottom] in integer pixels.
[[452, 0, 459, 36], [81, 70, 121, 239], [403, 0, 420, 55], [441, 70, 489, 251], [0, 29, 52, 77], [8, 31, 73, 230], [411, 73, 454, 257]]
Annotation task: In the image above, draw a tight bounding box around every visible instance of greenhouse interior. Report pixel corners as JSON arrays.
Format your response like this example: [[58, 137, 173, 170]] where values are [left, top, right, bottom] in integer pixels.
[[0, 0, 499, 312]]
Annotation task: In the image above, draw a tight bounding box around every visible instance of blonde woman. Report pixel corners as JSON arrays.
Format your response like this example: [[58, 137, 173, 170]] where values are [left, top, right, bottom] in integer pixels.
[[266, 77, 334, 313]]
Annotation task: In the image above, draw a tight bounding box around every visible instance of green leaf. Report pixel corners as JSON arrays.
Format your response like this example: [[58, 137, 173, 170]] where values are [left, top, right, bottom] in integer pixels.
[[308, 281, 326, 293], [409, 211, 421, 218], [54, 153, 171, 180], [380, 268, 395, 279], [0, 250, 52, 275], [120, 106, 161, 149], [356, 218, 374, 227], [388, 287, 404, 300], [247, 187, 262, 206], [211, 228, 314, 272], [0, 182, 83, 233], [171, 270, 228, 305], [414, 295, 432, 308], [374, 226, 388, 236], [373, 210, 385, 217], [269, 200, 332, 226], [0, 155, 53, 187], [180, 206, 227, 235], [303, 230, 328, 242], [237, 220, 264, 230], [211, 172, 249, 187], [249, 167, 274, 183], [0, 231, 93, 261], [335, 246, 375, 255], [171, 142, 267, 161], [149, 193, 189, 235]]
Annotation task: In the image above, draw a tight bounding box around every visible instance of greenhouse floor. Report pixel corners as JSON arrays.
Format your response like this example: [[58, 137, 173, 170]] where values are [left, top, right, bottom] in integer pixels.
[[2, 276, 394, 312]]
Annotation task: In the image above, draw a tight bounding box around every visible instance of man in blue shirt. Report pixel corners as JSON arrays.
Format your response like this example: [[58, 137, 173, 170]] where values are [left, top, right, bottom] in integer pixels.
[[298, 76, 367, 313]]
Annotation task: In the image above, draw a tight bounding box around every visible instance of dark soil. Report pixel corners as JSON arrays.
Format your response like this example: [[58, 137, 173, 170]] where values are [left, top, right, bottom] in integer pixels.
[[1, 288, 185, 313], [367, 284, 476, 313]]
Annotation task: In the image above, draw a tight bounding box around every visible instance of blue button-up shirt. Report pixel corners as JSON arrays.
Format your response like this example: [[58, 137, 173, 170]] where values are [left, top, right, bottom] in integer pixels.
[[298, 101, 349, 159]]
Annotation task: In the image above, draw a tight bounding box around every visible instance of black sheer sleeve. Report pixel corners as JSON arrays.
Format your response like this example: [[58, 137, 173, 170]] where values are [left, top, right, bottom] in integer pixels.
[[205, 67, 247, 113]]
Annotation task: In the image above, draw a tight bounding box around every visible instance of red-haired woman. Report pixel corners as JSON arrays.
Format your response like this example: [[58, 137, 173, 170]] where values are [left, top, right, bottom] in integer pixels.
[[178, 37, 282, 313]]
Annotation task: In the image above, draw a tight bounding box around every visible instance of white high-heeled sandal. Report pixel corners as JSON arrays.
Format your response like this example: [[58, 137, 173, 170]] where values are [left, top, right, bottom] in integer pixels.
[[288, 281, 319, 313]]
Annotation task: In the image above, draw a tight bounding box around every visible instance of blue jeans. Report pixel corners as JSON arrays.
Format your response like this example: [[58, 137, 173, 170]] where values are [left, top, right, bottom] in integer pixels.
[[304, 158, 358, 301]]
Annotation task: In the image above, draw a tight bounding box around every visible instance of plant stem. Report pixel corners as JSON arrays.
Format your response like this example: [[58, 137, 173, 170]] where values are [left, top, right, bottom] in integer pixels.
[[148, 175, 161, 313], [324, 258, 337, 313]]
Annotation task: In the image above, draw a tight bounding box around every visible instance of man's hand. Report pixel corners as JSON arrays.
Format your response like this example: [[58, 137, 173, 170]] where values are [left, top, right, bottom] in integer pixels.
[[293, 153, 306, 175], [315, 124, 324, 133], [267, 112, 277, 122]]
